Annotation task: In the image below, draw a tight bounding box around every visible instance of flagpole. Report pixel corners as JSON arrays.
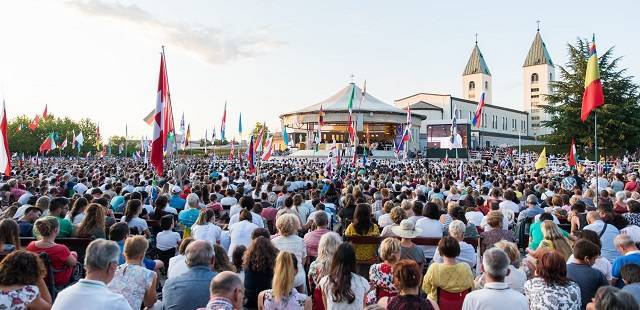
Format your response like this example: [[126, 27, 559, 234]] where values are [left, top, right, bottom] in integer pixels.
[[594, 110, 599, 205]]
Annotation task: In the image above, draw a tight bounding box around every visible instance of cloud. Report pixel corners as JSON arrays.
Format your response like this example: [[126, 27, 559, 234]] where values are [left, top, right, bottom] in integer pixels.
[[66, 0, 282, 64]]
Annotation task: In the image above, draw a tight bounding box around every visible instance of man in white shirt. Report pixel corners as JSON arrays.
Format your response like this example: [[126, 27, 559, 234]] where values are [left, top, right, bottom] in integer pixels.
[[52, 239, 131, 310], [462, 248, 528, 310], [499, 190, 521, 214]]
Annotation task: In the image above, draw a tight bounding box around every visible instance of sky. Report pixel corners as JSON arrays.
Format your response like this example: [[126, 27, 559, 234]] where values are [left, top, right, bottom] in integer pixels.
[[0, 0, 638, 140]]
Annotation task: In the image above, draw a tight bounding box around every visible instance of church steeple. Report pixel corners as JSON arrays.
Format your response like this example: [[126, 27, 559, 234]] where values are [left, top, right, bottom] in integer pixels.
[[463, 43, 491, 76], [523, 30, 554, 67]]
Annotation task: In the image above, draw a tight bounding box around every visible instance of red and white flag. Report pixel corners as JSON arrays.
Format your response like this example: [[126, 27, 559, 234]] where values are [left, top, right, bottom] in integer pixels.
[[0, 101, 11, 176], [261, 135, 273, 161], [42, 105, 48, 119], [60, 137, 68, 150], [151, 49, 170, 175], [28, 114, 40, 131], [568, 139, 577, 167]]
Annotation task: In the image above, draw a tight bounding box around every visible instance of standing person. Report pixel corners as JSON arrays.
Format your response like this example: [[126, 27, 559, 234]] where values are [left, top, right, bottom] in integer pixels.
[[421, 236, 474, 305], [26, 216, 78, 287], [162, 240, 218, 310], [243, 236, 278, 310], [108, 236, 158, 310], [75, 203, 106, 239], [271, 214, 307, 293], [308, 232, 342, 310], [344, 203, 380, 275], [566, 240, 609, 309], [0, 250, 52, 310], [203, 271, 245, 310], [51, 239, 131, 310], [319, 243, 370, 310], [377, 259, 438, 310], [462, 248, 528, 310], [257, 252, 311, 309], [524, 251, 581, 310]]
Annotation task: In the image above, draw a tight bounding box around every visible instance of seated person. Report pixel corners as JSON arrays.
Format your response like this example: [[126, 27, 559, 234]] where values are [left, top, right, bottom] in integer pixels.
[[108, 222, 164, 273]]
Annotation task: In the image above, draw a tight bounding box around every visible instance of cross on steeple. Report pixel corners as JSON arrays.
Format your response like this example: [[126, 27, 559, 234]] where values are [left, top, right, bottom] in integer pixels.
[[475, 33, 478, 44], [350, 73, 355, 83], [536, 20, 540, 32]]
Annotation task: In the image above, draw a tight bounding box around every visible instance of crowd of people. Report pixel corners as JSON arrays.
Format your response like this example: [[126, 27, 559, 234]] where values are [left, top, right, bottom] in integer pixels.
[[0, 154, 639, 310]]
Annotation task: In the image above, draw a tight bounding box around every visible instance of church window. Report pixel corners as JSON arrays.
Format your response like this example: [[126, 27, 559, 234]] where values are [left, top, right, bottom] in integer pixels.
[[531, 88, 539, 92], [531, 73, 539, 83], [484, 81, 489, 89], [469, 81, 475, 90]]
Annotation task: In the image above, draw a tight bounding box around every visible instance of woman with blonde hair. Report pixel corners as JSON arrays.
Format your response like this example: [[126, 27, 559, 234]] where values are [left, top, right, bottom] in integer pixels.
[[367, 238, 401, 305], [308, 232, 342, 310], [75, 203, 106, 239], [108, 235, 158, 310], [258, 251, 311, 310], [271, 213, 307, 292], [380, 207, 406, 237], [527, 220, 573, 261], [190, 209, 222, 245]]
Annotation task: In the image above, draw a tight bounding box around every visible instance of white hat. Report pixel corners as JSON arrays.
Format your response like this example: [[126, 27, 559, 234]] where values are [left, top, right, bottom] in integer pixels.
[[391, 219, 423, 239], [171, 186, 182, 194]]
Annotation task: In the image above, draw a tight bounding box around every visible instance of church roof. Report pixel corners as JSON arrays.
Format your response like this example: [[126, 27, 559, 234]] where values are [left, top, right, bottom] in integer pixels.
[[282, 83, 424, 118], [462, 44, 491, 76], [523, 31, 554, 67], [407, 101, 443, 111]]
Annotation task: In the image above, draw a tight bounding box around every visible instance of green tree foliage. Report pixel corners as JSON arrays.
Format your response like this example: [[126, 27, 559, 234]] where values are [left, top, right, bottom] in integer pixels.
[[8, 114, 100, 155], [251, 122, 269, 146], [542, 38, 640, 152]]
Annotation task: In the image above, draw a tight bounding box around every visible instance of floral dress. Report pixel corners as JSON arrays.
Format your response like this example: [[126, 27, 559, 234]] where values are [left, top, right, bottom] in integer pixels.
[[262, 288, 308, 310], [0, 285, 39, 310], [366, 262, 397, 305], [308, 260, 328, 310], [524, 278, 581, 310], [107, 263, 155, 310]]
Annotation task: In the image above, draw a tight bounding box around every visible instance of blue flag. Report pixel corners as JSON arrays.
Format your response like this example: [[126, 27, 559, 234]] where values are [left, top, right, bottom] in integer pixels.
[[238, 113, 243, 135], [283, 126, 289, 146]]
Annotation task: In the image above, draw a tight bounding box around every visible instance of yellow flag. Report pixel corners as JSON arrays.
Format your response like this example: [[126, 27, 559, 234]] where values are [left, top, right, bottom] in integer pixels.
[[535, 147, 547, 170]]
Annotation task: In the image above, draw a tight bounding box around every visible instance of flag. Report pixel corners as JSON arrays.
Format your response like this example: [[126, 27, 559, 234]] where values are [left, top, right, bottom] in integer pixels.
[[0, 101, 11, 176], [95, 125, 101, 150], [60, 137, 68, 150], [184, 124, 191, 147], [255, 123, 265, 153], [535, 147, 547, 170], [75, 131, 84, 147], [261, 135, 274, 161], [366, 126, 370, 146], [179, 112, 186, 146], [325, 143, 336, 177], [393, 140, 400, 160], [151, 49, 170, 175], [247, 135, 255, 173], [581, 35, 605, 122], [133, 151, 141, 160], [359, 80, 367, 109], [238, 113, 243, 136], [221, 102, 227, 141], [29, 115, 40, 131], [143, 109, 155, 125], [450, 105, 458, 150], [406, 104, 412, 126], [401, 126, 411, 143], [568, 139, 577, 167], [229, 139, 235, 160], [319, 105, 325, 127], [212, 125, 216, 141], [39, 133, 56, 153], [118, 143, 123, 154], [42, 105, 48, 119], [472, 92, 485, 128], [347, 84, 356, 144], [283, 126, 289, 146], [444, 151, 448, 164]]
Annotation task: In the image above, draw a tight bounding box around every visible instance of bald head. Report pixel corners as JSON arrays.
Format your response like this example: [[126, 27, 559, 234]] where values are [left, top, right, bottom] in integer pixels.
[[209, 271, 242, 296], [185, 240, 214, 267], [586, 211, 600, 224]]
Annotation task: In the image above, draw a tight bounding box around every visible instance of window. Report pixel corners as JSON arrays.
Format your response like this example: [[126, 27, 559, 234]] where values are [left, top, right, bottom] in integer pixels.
[[521, 120, 526, 131], [469, 81, 475, 90], [531, 116, 540, 120], [484, 81, 489, 89], [469, 111, 473, 120], [550, 73, 553, 81], [531, 95, 539, 98], [531, 73, 539, 83], [482, 113, 487, 127], [531, 88, 539, 92]]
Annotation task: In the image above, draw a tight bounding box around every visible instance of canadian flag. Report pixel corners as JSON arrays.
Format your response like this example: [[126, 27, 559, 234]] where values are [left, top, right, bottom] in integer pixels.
[[0, 101, 11, 176], [151, 49, 170, 175], [568, 139, 577, 167], [42, 105, 48, 119]]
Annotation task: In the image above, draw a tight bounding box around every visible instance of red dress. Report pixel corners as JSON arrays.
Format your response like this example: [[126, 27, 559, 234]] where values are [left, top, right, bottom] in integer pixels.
[[26, 241, 73, 286]]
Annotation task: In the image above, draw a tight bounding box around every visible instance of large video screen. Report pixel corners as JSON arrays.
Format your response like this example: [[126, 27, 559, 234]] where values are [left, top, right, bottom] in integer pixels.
[[427, 124, 468, 149]]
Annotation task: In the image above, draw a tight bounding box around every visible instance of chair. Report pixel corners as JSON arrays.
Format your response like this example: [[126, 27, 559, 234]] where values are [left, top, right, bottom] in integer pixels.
[[437, 288, 469, 310], [38, 252, 58, 300]]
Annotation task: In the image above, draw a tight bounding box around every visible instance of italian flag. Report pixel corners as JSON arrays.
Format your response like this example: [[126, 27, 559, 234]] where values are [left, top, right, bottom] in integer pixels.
[[39, 133, 57, 153]]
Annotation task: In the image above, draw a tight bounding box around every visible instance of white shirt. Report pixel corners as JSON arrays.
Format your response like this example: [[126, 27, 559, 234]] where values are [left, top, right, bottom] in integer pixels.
[[167, 255, 189, 279], [480, 215, 509, 231], [120, 216, 148, 234], [533, 213, 560, 224], [319, 273, 369, 310], [584, 220, 620, 263], [432, 240, 477, 268], [229, 204, 243, 218], [466, 211, 485, 227], [415, 217, 443, 258], [191, 223, 223, 245], [621, 225, 640, 243], [228, 220, 258, 257], [52, 279, 132, 310], [499, 200, 521, 214], [462, 282, 528, 310], [377, 213, 393, 228], [220, 197, 238, 208], [271, 235, 307, 288], [13, 204, 32, 219], [156, 230, 181, 251], [229, 211, 264, 228]]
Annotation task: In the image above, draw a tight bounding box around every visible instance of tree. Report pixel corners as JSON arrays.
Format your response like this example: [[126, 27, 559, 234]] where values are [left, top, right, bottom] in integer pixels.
[[8, 114, 100, 155], [542, 38, 640, 153], [250, 122, 269, 147]]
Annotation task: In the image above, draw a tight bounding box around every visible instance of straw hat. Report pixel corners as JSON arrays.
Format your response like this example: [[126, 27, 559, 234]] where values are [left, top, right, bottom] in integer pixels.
[[391, 219, 423, 239]]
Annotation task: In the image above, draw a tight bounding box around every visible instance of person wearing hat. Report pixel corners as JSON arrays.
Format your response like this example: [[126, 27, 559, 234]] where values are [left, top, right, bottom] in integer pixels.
[[169, 185, 187, 212], [393, 219, 426, 269]]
